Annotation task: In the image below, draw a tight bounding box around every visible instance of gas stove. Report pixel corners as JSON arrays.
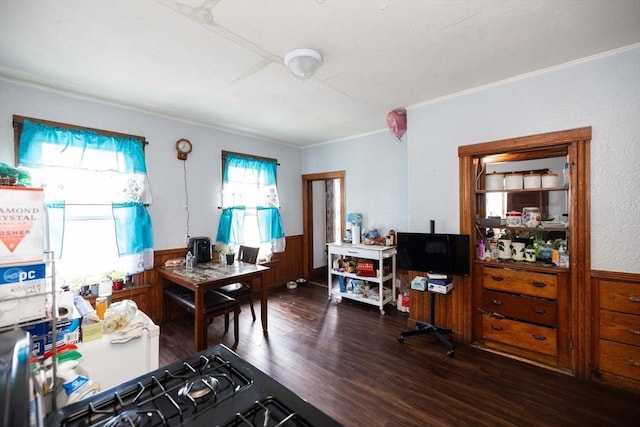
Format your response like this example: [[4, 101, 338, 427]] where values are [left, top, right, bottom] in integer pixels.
[[45, 344, 342, 427]]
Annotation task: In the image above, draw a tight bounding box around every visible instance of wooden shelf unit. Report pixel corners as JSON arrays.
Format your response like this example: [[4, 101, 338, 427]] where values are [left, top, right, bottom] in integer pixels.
[[458, 127, 591, 379]]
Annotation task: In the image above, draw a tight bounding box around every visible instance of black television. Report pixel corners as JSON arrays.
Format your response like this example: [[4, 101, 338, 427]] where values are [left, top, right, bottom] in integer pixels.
[[396, 232, 470, 276]]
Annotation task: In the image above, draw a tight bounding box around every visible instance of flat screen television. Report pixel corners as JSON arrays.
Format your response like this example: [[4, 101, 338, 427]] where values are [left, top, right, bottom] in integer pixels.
[[396, 232, 470, 276]]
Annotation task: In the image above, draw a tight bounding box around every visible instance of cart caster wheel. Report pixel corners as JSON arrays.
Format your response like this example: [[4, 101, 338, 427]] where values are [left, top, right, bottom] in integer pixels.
[[397, 336, 404, 343], [380, 309, 385, 315], [446, 349, 454, 358]]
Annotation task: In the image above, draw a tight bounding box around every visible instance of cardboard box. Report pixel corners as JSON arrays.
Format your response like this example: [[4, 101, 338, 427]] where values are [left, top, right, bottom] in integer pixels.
[[0, 262, 47, 327], [410, 276, 427, 291], [427, 280, 454, 294], [0, 186, 46, 265], [81, 319, 103, 343], [22, 316, 81, 357]]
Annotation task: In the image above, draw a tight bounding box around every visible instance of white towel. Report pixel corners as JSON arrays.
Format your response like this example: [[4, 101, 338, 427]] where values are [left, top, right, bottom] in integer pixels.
[[110, 310, 152, 344]]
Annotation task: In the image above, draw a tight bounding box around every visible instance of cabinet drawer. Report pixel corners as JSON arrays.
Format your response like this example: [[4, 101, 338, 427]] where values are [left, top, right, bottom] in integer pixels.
[[599, 339, 640, 382], [482, 290, 557, 327], [600, 310, 640, 346], [329, 245, 380, 259], [482, 314, 557, 356], [599, 280, 640, 314], [483, 267, 557, 299]]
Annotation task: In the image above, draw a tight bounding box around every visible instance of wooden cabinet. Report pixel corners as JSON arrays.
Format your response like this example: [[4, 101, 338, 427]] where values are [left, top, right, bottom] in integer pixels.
[[85, 283, 151, 315], [458, 127, 591, 378], [592, 273, 640, 392], [479, 264, 569, 367]]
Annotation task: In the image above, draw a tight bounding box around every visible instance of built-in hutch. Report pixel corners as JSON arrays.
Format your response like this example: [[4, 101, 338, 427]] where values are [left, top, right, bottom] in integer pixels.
[[458, 127, 591, 378]]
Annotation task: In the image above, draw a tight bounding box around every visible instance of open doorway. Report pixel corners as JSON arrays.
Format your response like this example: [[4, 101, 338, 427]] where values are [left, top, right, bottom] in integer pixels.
[[302, 171, 345, 284]]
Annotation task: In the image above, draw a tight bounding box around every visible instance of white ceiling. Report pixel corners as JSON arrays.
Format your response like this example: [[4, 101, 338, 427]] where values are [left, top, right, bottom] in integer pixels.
[[1, 0, 639, 147]]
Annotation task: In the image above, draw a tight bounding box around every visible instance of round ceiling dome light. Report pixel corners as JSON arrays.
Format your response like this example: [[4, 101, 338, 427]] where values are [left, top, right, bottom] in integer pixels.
[[284, 49, 323, 79]]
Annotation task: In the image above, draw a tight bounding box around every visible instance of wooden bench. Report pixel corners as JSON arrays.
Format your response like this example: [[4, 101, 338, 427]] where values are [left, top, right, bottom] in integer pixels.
[[163, 285, 240, 347]]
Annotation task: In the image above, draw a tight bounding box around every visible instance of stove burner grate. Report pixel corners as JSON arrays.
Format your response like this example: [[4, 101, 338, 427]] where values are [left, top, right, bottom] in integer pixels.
[[177, 374, 220, 402], [54, 352, 253, 427], [222, 397, 315, 427], [102, 409, 163, 427]]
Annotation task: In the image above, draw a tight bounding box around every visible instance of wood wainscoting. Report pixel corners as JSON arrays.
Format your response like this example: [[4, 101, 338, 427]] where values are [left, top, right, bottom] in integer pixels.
[[591, 270, 640, 392], [142, 235, 304, 324]]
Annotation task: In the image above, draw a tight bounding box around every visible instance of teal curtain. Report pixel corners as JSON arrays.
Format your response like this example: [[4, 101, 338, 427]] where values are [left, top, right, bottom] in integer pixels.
[[223, 153, 276, 186], [215, 206, 246, 245], [19, 119, 147, 174], [257, 206, 286, 252], [45, 201, 65, 258], [112, 202, 154, 255], [18, 119, 154, 272], [216, 153, 285, 251]]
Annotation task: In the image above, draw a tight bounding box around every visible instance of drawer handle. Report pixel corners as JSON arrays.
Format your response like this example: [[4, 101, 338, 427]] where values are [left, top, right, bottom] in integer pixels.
[[491, 276, 504, 282], [532, 334, 547, 341], [629, 359, 640, 367], [532, 282, 546, 288], [478, 308, 504, 319], [629, 328, 640, 336], [491, 325, 503, 331], [629, 295, 640, 303], [491, 299, 503, 306], [532, 308, 546, 314], [347, 250, 359, 254]]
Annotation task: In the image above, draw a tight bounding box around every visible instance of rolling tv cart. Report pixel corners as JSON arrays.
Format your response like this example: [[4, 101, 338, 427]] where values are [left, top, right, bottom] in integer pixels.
[[397, 282, 455, 358]]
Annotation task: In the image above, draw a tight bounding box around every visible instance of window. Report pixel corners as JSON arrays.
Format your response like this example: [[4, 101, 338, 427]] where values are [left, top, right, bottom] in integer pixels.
[[13, 116, 153, 284], [216, 151, 285, 257]]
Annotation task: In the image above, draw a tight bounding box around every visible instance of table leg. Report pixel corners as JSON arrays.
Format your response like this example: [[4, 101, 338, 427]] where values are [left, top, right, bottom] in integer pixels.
[[260, 272, 268, 334], [194, 288, 206, 351]]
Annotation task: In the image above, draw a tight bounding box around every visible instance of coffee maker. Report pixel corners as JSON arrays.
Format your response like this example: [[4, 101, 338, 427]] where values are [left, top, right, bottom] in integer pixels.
[[188, 237, 212, 263]]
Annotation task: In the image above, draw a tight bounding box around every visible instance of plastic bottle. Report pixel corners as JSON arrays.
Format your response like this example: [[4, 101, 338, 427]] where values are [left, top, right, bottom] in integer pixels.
[[98, 277, 112, 307], [57, 360, 100, 405], [478, 239, 485, 260], [559, 246, 569, 267], [185, 251, 194, 269]]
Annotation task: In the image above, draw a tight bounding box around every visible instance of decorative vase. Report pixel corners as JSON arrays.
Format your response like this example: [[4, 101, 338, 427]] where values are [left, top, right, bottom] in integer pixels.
[[498, 239, 512, 260], [511, 242, 526, 261], [525, 247, 537, 262], [225, 253, 236, 265], [522, 207, 541, 228]]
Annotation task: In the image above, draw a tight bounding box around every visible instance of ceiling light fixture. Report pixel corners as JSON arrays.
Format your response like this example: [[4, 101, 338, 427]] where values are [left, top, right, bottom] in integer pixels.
[[284, 49, 323, 79]]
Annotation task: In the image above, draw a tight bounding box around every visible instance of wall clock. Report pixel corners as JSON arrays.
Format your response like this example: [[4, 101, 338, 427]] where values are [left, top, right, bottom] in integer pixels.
[[176, 138, 192, 160]]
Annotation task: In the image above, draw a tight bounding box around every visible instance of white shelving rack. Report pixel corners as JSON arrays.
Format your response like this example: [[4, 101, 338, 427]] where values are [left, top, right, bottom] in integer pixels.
[[327, 242, 396, 314]]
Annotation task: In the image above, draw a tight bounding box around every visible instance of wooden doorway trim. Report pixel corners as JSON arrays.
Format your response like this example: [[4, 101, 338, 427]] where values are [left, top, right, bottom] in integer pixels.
[[302, 171, 346, 281]]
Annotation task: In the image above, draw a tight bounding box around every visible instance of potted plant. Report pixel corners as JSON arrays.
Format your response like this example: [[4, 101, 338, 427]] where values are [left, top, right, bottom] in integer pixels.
[[109, 270, 126, 291], [524, 245, 537, 262], [217, 244, 236, 265], [497, 230, 512, 260]]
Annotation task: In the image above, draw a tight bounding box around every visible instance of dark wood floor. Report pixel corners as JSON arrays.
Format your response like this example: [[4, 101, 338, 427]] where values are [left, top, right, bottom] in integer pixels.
[[159, 283, 639, 427]]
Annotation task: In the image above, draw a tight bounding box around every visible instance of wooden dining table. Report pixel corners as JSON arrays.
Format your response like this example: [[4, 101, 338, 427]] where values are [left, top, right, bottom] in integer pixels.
[[158, 260, 269, 351]]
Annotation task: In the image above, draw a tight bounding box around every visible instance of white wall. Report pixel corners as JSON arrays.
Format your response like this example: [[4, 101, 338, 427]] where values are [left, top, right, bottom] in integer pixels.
[[3, 45, 638, 272], [0, 81, 304, 250], [302, 130, 409, 236], [304, 45, 640, 274]]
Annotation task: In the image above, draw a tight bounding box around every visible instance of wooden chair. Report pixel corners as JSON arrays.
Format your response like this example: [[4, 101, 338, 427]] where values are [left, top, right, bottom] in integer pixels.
[[164, 285, 240, 346], [215, 245, 259, 321]]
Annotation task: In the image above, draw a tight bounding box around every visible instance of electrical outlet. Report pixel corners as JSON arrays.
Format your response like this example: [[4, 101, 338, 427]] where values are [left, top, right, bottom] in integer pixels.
[[185, 234, 191, 247]]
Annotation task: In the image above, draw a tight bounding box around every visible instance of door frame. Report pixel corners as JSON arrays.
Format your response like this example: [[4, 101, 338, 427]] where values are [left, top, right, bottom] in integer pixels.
[[302, 171, 346, 281]]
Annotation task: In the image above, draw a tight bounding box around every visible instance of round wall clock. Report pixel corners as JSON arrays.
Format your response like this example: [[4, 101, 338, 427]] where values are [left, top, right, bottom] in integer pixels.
[[176, 138, 192, 160]]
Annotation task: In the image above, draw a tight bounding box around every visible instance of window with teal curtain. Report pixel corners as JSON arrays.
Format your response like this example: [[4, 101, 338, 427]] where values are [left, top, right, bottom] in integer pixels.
[[16, 118, 154, 280], [216, 152, 285, 255]]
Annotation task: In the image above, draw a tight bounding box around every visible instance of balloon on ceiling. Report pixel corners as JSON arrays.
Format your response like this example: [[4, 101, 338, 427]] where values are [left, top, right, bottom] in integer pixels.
[[386, 108, 407, 142]]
